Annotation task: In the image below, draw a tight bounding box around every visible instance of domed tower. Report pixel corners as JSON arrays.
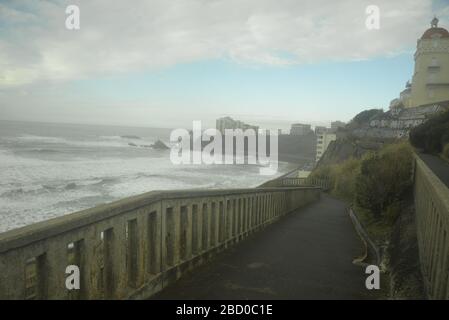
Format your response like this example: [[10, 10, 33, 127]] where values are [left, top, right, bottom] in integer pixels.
[[410, 17, 449, 107]]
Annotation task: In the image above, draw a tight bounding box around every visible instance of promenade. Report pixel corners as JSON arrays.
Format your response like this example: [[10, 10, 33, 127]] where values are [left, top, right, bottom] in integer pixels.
[[154, 194, 378, 299]]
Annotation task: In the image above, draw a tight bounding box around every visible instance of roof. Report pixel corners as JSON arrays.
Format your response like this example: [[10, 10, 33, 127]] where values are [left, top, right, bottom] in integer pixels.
[[421, 27, 449, 39]]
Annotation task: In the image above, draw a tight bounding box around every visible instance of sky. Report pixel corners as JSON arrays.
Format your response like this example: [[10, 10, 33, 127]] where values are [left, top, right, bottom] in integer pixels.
[[1, 0, 449, 130]]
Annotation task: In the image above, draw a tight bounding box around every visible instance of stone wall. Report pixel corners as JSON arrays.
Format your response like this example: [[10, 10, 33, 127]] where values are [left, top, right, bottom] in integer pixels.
[[0, 186, 320, 299]]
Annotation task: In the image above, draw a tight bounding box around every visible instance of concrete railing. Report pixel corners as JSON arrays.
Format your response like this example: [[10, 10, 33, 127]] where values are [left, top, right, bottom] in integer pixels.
[[260, 176, 331, 191], [414, 155, 449, 299], [285, 177, 331, 191], [0, 186, 320, 300]]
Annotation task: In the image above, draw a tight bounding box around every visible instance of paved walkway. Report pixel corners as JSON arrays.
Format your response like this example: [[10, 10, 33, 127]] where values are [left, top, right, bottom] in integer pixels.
[[418, 153, 449, 188], [153, 194, 378, 299]]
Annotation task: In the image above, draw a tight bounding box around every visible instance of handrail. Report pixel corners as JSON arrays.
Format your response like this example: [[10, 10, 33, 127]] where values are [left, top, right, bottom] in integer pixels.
[[414, 154, 449, 299], [0, 185, 320, 299], [0, 186, 317, 253]]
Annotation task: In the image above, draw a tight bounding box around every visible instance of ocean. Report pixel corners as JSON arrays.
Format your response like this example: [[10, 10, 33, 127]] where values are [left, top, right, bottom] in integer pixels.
[[0, 120, 293, 233]]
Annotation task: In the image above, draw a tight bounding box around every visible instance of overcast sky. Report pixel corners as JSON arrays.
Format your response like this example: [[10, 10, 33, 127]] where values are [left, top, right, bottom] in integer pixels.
[[1, 0, 448, 129]]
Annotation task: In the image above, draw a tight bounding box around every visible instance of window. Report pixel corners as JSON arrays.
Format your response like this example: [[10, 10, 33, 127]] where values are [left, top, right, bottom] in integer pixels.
[[431, 57, 438, 67]]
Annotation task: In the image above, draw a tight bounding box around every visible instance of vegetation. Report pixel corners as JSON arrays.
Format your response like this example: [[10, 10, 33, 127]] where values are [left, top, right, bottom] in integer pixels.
[[311, 139, 424, 298], [332, 158, 361, 201], [310, 141, 414, 220], [443, 143, 449, 162], [355, 143, 413, 219], [409, 110, 449, 154], [348, 109, 384, 127]]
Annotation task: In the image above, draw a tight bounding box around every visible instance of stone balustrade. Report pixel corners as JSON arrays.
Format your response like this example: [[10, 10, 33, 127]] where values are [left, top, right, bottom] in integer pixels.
[[414, 155, 449, 299], [0, 186, 320, 299]]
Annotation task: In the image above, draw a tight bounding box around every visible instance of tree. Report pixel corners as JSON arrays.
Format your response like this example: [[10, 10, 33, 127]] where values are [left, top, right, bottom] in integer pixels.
[[410, 110, 449, 154], [349, 109, 384, 126]]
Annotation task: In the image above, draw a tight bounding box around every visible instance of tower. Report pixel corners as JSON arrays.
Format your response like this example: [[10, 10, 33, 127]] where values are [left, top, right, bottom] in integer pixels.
[[410, 17, 449, 107]]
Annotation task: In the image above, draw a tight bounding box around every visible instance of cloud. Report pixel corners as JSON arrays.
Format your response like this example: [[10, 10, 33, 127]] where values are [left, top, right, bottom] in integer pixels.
[[0, 0, 443, 88]]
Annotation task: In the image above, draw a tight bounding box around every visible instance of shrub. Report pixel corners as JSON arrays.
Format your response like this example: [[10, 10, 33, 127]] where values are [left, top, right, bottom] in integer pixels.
[[332, 158, 361, 202], [350, 109, 384, 126], [443, 143, 449, 161], [310, 141, 413, 221], [355, 142, 413, 219], [409, 110, 449, 154], [384, 202, 402, 225], [309, 164, 337, 186]]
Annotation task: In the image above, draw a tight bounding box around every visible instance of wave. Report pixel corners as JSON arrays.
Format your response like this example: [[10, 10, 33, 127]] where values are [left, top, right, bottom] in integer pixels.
[[3, 134, 171, 152], [16, 135, 67, 143], [0, 176, 122, 199], [120, 135, 141, 140], [1, 185, 51, 198], [12, 134, 141, 149], [30, 148, 62, 154]]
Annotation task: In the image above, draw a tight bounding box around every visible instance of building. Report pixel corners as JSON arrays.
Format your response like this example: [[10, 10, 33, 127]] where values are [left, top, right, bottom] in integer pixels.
[[290, 123, 312, 135], [330, 121, 345, 130], [377, 17, 449, 138], [316, 130, 336, 162], [216, 116, 259, 134], [371, 17, 449, 138], [314, 126, 327, 135], [400, 81, 413, 108], [409, 17, 449, 108]]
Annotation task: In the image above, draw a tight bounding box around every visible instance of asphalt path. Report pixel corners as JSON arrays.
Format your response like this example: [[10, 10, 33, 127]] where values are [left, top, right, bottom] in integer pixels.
[[418, 153, 449, 188], [153, 194, 378, 299]]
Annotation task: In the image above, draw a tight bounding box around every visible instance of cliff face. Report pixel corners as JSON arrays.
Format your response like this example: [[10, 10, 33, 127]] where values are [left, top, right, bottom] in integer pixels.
[[316, 137, 385, 168], [190, 132, 317, 166], [316, 104, 449, 169], [277, 133, 316, 164]]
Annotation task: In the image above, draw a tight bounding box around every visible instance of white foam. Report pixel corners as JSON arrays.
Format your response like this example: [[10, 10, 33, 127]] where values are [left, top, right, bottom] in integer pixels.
[[0, 142, 291, 234]]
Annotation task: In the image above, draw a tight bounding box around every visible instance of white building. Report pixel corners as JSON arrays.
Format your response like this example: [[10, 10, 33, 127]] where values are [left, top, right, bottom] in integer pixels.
[[331, 121, 345, 130], [314, 126, 327, 135], [409, 17, 449, 108], [316, 130, 336, 162], [290, 123, 312, 135]]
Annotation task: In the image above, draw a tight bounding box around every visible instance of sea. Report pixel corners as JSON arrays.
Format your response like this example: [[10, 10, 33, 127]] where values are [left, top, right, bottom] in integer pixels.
[[0, 120, 293, 233]]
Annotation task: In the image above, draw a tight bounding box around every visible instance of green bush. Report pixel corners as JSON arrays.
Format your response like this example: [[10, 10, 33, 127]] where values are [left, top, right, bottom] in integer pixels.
[[409, 110, 449, 154], [384, 202, 402, 225], [310, 141, 413, 221], [355, 142, 413, 219], [309, 164, 337, 186], [332, 158, 361, 202], [443, 143, 449, 161], [349, 109, 384, 126]]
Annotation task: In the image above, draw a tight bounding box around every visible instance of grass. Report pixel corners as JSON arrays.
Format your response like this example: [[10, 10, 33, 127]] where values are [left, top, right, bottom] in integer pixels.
[[352, 205, 394, 245]]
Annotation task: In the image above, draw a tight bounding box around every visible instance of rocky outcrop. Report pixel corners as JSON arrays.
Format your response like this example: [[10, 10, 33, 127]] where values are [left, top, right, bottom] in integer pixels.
[[151, 139, 169, 150], [127, 139, 169, 150], [316, 137, 384, 168]]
